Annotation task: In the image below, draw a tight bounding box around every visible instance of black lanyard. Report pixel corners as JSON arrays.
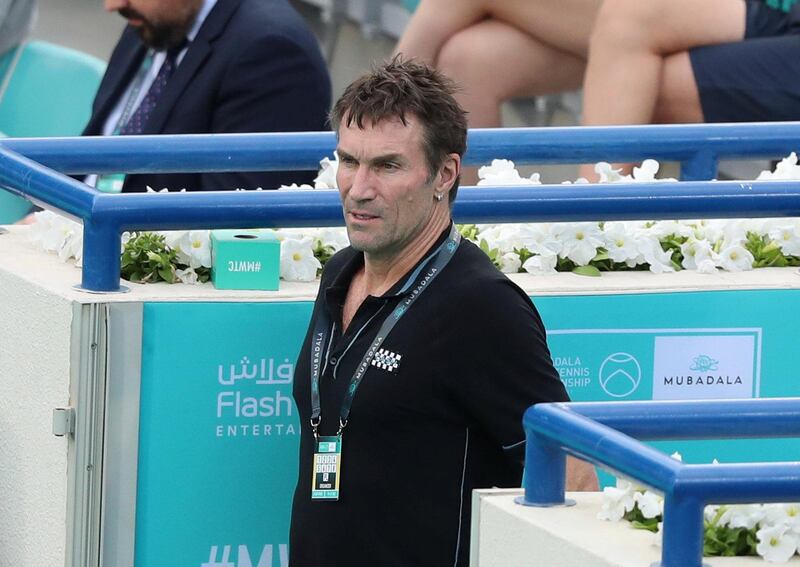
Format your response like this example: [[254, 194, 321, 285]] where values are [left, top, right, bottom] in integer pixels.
[[309, 225, 461, 438]]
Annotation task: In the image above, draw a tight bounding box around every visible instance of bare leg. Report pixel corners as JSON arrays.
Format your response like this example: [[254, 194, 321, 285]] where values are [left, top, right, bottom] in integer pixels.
[[579, 0, 746, 179], [432, 20, 586, 184], [396, 0, 601, 64], [438, 20, 587, 128], [394, 0, 488, 64]]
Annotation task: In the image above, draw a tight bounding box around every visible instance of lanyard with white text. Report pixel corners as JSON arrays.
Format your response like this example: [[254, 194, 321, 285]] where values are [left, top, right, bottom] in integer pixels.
[[309, 224, 461, 439]]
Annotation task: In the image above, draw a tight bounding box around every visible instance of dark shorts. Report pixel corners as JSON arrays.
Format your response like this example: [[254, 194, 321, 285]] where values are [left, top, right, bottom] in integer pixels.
[[688, 0, 800, 122]]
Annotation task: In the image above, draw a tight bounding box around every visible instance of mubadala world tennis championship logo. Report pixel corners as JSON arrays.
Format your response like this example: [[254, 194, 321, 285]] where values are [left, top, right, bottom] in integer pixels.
[[652, 335, 756, 400], [598, 352, 642, 398]]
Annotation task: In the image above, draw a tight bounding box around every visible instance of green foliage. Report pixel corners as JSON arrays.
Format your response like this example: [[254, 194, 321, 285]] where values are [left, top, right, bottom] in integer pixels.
[[624, 501, 759, 558], [745, 231, 800, 268], [312, 239, 337, 277], [702, 507, 758, 557], [120, 232, 210, 284], [478, 238, 501, 269], [121, 233, 178, 283]]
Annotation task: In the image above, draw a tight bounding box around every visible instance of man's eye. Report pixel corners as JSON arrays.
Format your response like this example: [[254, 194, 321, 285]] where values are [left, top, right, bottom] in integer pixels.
[[381, 162, 398, 171], [341, 158, 357, 167]]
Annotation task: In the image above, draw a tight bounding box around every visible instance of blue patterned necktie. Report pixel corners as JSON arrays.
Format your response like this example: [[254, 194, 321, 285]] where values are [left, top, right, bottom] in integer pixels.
[[119, 44, 184, 136]]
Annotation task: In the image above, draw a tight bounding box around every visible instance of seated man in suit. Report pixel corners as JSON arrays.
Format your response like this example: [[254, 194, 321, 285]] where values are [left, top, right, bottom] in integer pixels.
[[87, 0, 331, 192]]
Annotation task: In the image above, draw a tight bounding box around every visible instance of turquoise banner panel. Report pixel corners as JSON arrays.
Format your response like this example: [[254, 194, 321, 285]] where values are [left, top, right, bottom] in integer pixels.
[[138, 302, 312, 567], [535, 289, 800, 471], [135, 289, 800, 565]]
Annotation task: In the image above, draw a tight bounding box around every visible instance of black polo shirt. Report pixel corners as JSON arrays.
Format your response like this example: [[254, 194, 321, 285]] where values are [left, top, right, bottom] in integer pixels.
[[289, 226, 568, 567]]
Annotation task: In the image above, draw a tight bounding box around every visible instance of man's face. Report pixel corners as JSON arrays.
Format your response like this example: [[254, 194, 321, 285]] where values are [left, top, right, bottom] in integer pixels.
[[105, 0, 202, 50], [336, 116, 442, 260]]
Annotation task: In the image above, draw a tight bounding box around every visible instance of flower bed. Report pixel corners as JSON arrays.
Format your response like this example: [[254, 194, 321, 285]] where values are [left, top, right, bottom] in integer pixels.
[[600, 455, 800, 563], [25, 154, 800, 284]]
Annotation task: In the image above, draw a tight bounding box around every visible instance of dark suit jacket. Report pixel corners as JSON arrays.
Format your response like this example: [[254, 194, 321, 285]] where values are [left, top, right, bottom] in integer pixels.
[[83, 0, 331, 192]]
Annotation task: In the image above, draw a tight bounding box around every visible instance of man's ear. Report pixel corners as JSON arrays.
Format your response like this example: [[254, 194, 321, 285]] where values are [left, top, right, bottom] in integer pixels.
[[436, 153, 461, 198]]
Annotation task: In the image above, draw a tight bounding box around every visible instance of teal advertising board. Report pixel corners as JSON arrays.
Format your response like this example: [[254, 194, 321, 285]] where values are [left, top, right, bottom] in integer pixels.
[[138, 302, 311, 567], [535, 289, 800, 468], [137, 289, 800, 566]]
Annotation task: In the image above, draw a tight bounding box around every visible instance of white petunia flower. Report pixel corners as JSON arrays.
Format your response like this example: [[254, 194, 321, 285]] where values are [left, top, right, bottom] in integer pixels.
[[476, 224, 528, 254], [309, 227, 350, 252], [756, 524, 798, 563], [554, 222, 603, 266], [681, 238, 716, 271], [635, 235, 675, 274], [595, 162, 631, 184], [765, 503, 800, 533], [635, 490, 664, 519], [717, 244, 754, 272], [768, 223, 800, 256], [173, 230, 212, 269], [280, 237, 321, 282], [648, 220, 694, 239], [720, 504, 766, 530], [497, 252, 522, 273], [278, 183, 315, 191], [632, 159, 660, 182], [522, 252, 558, 275], [696, 258, 718, 274], [757, 152, 800, 181], [175, 267, 200, 285], [478, 159, 530, 186], [603, 222, 640, 264], [515, 223, 563, 257], [597, 478, 637, 522], [28, 210, 83, 264], [314, 152, 339, 189]]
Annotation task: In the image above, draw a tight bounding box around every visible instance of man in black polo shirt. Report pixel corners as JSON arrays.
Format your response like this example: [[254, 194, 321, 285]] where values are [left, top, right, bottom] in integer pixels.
[[290, 57, 596, 567]]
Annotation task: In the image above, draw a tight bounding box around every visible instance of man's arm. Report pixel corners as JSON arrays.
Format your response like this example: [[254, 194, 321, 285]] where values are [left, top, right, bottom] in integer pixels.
[[452, 273, 598, 489], [567, 455, 599, 492]]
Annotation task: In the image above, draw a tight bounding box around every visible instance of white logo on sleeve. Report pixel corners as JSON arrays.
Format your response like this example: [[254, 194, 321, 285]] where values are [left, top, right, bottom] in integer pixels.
[[371, 348, 402, 372]]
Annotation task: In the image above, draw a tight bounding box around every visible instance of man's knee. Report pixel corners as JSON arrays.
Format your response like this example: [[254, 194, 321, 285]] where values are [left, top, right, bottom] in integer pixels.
[[437, 28, 492, 82], [590, 0, 665, 52]]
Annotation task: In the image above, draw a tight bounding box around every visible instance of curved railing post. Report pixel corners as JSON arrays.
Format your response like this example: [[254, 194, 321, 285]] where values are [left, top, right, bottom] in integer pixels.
[[520, 430, 568, 507], [81, 218, 123, 293], [521, 399, 800, 567], [659, 492, 706, 567], [681, 150, 718, 181]]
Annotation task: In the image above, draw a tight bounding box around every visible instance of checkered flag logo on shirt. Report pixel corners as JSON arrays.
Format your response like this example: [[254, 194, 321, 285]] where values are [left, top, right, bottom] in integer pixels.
[[371, 348, 402, 372]]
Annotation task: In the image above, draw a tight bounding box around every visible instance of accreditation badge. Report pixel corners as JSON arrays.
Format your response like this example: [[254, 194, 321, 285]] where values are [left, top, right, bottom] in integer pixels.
[[312, 436, 342, 501]]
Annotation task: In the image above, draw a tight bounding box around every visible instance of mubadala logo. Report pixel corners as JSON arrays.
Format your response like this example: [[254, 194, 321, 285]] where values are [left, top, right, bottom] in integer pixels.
[[598, 352, 641, 398], [653, 335, 756, 400], [689, 354, 718, 372]]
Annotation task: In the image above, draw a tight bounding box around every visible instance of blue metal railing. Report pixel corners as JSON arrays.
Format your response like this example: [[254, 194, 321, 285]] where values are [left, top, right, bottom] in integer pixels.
[[2, 122, 800, 290], [520, 399, 800, 567], [2, 122, 800, 564], [4, 122, 800, 179]]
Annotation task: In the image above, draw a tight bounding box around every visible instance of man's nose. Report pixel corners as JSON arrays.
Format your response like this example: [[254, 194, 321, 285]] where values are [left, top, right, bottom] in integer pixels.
[[347, 166, 377, 201], [104, 0, 127, 12]]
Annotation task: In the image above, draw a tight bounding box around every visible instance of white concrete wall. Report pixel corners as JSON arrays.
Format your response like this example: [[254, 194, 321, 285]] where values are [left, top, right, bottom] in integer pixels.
[[472, 489, 789, 566], [0, 266, 73, 566]]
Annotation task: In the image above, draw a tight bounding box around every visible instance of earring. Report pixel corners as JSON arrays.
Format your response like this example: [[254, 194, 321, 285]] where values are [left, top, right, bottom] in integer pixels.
[[434, 192, 443, 201]]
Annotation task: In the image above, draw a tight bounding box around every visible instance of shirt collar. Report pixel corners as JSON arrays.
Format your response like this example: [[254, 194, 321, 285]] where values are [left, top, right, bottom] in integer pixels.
[[327, 224, 455, 303], [187, 0, 218, 42]]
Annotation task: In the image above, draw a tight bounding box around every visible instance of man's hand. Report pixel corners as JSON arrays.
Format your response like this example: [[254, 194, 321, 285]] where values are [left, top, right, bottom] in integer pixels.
[[566, 456, 599, 492]]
